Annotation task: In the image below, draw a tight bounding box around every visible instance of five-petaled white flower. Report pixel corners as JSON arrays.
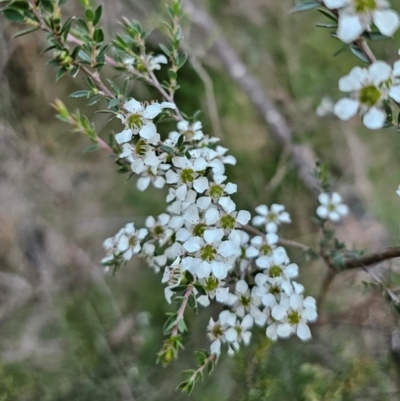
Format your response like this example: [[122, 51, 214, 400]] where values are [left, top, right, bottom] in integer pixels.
[[334, 61, 400, 129], [252, 204, 291, 233], [316, 192, 349, 222], [324, 0, 400, 43]]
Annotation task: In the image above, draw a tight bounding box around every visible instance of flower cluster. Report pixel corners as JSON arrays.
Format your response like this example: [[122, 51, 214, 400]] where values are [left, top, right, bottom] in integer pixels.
[[102, 97, 317, 357], [323, 0, 400, 43]]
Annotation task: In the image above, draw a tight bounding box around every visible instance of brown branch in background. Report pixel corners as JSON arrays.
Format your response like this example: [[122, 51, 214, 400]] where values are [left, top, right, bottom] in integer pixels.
[[182, 0, 319, 193], [344, 247, 400, 269]]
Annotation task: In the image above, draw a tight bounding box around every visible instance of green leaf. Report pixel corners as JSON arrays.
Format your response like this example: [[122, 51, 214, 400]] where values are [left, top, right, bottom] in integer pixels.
[[188, 293, 197, 310], [93, 28, 104, 43], [291, 0, 320, 12], [85, 144, 101, 152], [350, 46, 369, 63], [160, 145, 175, 154], [120, 77, 129, 96], [13, 26, 40, 38], [106, 79, 120, 95], [70, 90, 90, 98], [317, 7, 338, 22], [108, 98, 119, 108], [2, 7, 25, 22], [87, 94, 103, 106], [78, 49, 92, 63], [56, 67, 68, 81], [160, 43, 172, 57], [9, 1, 29, 10], [85, 8, 94, 22], [315, 23, 337, 28], [93, 4, 102, 25], [177, 53, 187, 69]]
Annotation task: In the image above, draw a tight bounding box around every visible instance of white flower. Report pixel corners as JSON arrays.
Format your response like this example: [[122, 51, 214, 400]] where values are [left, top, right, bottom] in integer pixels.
[[228, 280, 262, 318], [116, 98, 175, 144], [316, 192, 349, 222], [333, 62, 400, 129], [324, 0, 400, 43], [116, 223, 148, 261], [145, 213, 173, 245], [268, 294, 317, 341], [396, 184, 400, 196], [225, 314, 254, 349], [252, 204, 291, 233], [146, 54, 168, 71], [177, 120, 204, 141], [245, 234, 278, 259]]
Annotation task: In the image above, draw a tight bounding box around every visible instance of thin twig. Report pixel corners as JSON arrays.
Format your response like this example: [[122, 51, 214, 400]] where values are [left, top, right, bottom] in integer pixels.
[[171, 285, 193, 337]]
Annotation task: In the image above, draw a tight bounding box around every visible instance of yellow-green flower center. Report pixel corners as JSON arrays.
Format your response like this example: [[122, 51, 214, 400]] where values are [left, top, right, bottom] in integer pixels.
[[129, 237, 137, 247], [353, 0, 376, 13], [212, 323, 224, 338], [183, 129, 195, 140], [268, 265, 283, 278], [260, 244, 272, 255], [135, 139, 146, 155], [268, 212, 277, 222], [180, 168, 195, 184], [220, 214, 236, 230], [288, 310, 301, 325], [359, 85, 381, 107], [240, 295, 251, 307], [269, 285, 281, 295], [194, 223, 207, 237], [153, 226, 164, 237], [209, 184, 224, 199], [127, 113, 144, 129], [204, 276, 220, 292], [201, 244, 217, 261]]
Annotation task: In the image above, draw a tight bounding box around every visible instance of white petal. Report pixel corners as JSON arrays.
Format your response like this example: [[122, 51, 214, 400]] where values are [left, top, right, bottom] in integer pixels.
[[271, 304, 287, 321], [241, 314, 254, 329], [290, 294, 303, 309], [165, 169, 179, 184], [266, 324, 278, 341], [368, 61, 392, 85], [218, 197, 236, 214], [373, 10, 400, 37], [160, 101, 176, 110], [197, 295, 210, 307], [176, 228, 191, 242], [210, 339, 221, 355], [204, 228, 224, 244], [339, 67, 367, 92], [236, 280, 249, 294], [252, 216, 266, 226], [218, 241, 237, 258], [389, 85, 400, 103], [139, 122, 157, 139], [324, 0, 348, 9], [334, 98, 359, 121], [225, 182, 237, 194], [197, 196, 212, 210], [211, 262, 230, 279], [236, 210, 251, 225], [336, 204, 349, 216], [255, 204, 268, 216], [143, 104, 162, 119], [205, 208, 220, 225], [193, 157, 208, 171], [393, 60, 400, 76], [262, 293, 277, 308], [154, 176, 166, 188], [297, 323, 312, 341], [225, 327, 238, 342], [137, 177, 151, 191], [216, 287, 229, 303], [363, 107, 386, 130], [193, 177, 209, 193], [337, 14, 365, 43], [124, 98, 142, 113], [316, 205, 329, 219], [245, 246, 259, 258], [183, 237, 203, 252], [115, 129, 133, 144], [277, 323, 292, 338]]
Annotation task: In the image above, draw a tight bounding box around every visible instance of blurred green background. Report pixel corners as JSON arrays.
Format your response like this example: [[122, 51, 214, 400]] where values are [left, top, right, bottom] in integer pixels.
[[1, 0, 400, 399]]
